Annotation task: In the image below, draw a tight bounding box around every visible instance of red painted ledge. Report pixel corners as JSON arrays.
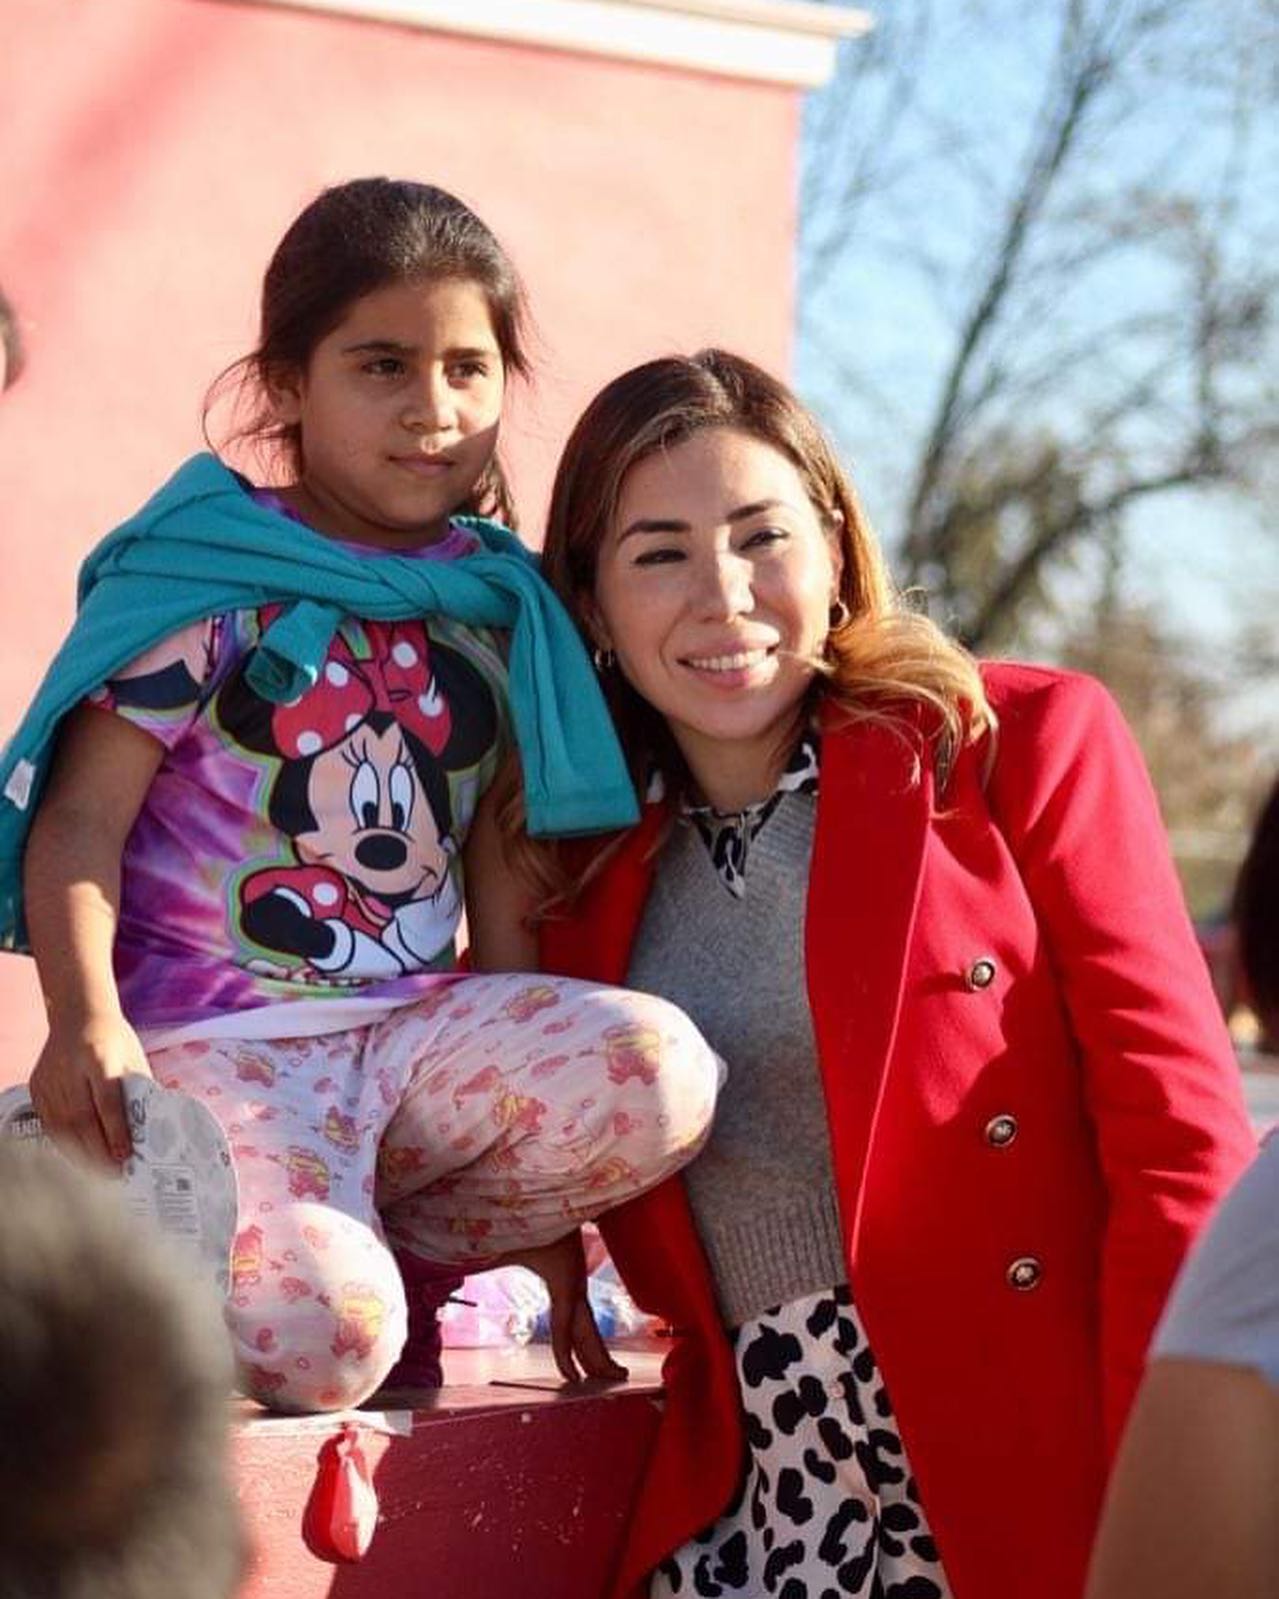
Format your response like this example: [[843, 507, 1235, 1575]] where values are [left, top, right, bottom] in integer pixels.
[[234, 1345, 665, 1598]]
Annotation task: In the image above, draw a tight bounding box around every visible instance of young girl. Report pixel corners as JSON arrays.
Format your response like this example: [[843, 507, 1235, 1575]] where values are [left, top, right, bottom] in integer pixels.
[[533, 349, 1254, 1599], [0, 180, 720, 1414]]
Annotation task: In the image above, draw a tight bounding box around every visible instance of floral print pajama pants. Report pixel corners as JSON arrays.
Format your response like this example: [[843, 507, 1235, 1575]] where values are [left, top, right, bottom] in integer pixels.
[[151, 973, 720, 1413]]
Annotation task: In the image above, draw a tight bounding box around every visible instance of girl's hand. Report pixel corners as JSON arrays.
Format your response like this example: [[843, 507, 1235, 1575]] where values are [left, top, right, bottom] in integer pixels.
[[496, 1230, 629, 1384], [23, 704, 166, 1169], [30, 1011, 153, 1167]]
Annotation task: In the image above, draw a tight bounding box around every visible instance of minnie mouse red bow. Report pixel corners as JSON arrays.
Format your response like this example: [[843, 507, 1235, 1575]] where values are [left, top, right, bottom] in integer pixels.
[[269, 618, 452, 760]]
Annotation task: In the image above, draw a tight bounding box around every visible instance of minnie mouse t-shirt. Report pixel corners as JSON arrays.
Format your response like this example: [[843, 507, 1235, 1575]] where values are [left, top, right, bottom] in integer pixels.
[[85, 510, 510, 1039]]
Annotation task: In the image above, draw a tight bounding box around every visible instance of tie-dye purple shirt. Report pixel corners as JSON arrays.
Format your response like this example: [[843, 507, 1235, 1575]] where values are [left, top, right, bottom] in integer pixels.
[[86, 510, 510, 1032]]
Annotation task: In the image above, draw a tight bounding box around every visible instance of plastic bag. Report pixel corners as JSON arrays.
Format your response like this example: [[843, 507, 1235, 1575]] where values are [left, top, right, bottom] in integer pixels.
[[440, 1228, 656, 1348]]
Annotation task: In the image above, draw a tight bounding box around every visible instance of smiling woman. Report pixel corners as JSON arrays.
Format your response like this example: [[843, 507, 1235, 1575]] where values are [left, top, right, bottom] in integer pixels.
[[589, 429, 841, 811], [533, 348, 1256, 1599]]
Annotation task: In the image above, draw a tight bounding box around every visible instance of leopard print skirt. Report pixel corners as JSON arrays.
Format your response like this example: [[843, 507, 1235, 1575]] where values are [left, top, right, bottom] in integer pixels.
[[650, 1285, 950, 1598]]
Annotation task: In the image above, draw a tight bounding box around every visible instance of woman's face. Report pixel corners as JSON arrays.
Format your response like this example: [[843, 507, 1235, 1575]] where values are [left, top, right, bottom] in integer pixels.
[[591, 427, 841, 808]]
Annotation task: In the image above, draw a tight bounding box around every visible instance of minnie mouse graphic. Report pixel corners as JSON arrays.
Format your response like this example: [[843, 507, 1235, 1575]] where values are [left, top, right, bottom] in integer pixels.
[[217, 614, 498, 982]]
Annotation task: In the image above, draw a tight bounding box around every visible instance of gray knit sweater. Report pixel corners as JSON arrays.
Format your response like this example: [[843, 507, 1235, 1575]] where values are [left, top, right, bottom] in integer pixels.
[[626, 792, 846, 1327]]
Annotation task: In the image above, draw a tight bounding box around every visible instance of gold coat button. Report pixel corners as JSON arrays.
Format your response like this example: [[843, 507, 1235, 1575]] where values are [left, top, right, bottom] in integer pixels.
[[966, 956, 997, 991], [985, 1113, 1018, 1148], [1007, 1256, 1042, 1291]]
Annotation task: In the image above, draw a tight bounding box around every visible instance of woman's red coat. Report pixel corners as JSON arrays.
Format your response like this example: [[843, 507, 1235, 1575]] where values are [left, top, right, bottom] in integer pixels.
[[539, 662, 1254, 1599]]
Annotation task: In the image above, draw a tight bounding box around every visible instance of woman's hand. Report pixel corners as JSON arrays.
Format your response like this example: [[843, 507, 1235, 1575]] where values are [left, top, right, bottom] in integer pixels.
[[495, 1229, 629, 1383], [30, 1010, 153, 1166]]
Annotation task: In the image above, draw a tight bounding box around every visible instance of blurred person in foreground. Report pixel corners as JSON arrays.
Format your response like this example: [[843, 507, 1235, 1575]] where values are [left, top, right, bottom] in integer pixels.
[[0, 1144, 246, 1599], [1086, 773, 1279, 1599]]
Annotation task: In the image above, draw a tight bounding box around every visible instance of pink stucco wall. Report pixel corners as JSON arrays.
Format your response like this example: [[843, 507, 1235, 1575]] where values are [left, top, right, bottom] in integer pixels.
[[0, 0, 799, 1078]]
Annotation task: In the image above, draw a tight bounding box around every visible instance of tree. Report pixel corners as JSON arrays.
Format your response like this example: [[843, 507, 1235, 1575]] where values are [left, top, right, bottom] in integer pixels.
[[799, 0, 1278, 651], [1059, 596, 1271, 915]]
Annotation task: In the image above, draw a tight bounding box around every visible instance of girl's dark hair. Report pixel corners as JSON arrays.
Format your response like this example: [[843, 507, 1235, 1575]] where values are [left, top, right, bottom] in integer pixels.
[[206, 178, 529, 526]]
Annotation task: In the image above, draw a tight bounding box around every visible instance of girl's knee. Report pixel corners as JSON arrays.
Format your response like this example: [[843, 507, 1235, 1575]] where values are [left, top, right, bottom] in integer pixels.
[[656, 997, 725, 1096], [589, 995, 722, 1179], [227, 1203, 407, 1414], [607, 993, 723, 1112]]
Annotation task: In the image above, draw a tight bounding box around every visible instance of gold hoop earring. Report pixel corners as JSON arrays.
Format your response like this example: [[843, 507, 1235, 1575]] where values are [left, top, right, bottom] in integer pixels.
[[829, 599, 852, 629], [592, 646, 616, 672]]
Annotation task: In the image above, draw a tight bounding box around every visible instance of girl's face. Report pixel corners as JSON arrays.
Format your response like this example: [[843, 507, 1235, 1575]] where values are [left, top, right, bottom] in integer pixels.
[[272, 277, 504, 549], [591, 427, 842, 810]]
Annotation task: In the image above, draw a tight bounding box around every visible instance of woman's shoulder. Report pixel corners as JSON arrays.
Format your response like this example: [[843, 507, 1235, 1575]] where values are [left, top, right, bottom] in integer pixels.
[[817, 664, 1124, 796], [978, 659, 1117, 720], [976, 659, 1131, 769]]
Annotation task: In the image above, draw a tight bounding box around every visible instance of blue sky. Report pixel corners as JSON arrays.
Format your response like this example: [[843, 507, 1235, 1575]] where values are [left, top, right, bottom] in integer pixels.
[[791, 0, 1277, 717]]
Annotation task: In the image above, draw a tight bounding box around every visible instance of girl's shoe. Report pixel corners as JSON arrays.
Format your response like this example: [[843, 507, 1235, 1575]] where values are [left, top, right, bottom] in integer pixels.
[[381, 1248, 465, 1389]]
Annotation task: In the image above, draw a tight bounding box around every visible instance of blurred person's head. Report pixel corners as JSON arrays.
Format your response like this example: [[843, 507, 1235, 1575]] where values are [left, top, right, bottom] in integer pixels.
[[0, 1146, 246, 1599], [1, 287, 25, 390], [1235, 774, 1279, 1050]]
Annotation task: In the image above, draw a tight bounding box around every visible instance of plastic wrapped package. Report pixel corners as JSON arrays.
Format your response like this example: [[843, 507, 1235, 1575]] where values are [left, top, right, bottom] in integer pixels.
[[440, 1227, 657, 1348]]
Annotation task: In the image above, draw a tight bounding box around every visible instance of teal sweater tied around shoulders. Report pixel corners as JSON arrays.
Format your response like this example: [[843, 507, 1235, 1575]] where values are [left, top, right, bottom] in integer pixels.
[[0, 453, 637, 952]]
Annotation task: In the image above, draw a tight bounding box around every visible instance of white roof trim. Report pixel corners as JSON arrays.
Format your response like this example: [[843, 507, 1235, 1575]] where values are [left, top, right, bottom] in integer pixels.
[[232, 0, 872, 87]]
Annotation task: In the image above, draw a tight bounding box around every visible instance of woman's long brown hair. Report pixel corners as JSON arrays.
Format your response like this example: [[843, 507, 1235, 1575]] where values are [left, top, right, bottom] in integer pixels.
[[509, 349, 993, 910]]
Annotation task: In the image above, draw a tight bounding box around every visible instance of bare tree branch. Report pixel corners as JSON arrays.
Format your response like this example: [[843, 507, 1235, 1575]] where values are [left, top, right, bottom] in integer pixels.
[[802, 0, 939, 295], [799, 0, 1277, 653], [901, 5, 1127, 564], [963, 459, 1222, 646]]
